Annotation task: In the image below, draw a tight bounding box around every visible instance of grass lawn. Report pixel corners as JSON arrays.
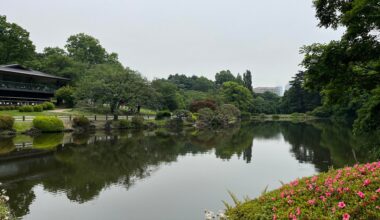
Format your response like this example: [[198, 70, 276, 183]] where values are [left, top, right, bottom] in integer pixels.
[[13, 121, 33, 132], [0, 110, 59, 116]]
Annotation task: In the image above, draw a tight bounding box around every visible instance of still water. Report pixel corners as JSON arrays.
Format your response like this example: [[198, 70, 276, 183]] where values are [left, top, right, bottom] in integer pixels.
[[0, 121, 378, 220]]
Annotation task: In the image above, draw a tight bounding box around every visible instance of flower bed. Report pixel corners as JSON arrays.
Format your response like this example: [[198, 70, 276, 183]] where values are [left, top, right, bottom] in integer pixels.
[[226, 162, 380, 220]]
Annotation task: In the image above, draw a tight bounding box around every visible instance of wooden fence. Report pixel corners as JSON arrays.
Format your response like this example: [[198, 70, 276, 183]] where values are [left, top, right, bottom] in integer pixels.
[[13, 115, 158, 122]]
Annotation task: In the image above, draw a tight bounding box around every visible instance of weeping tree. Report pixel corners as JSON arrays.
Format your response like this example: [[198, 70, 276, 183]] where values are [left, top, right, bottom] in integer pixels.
[[75, 64, 152, 119]]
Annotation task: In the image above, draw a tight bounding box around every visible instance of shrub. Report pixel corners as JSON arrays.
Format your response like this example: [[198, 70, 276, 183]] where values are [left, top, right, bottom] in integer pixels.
[[291, 112, 306, 118], [118, 119, 131, 129], [42, 102, 55, 110], [189, 99, 217, 112], [0, 115, 15, 130], [33, 116, 64, 132], [226, 162, 380, 220], [72, 116, 90, 127], [55, 86, 75, 107], [272, 114, 280, 120], [155, 111, 171, 120], [131, 115, 144, 129], [33, 105, 43, 112], [19, 105, 34, 112], [173, 109, 191, 120]]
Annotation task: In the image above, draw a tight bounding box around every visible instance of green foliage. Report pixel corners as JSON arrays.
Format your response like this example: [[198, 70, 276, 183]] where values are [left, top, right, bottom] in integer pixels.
[[75, 64, 152, 116], [354, 87, 380, 134], [221, 81, 253, 112], [0, 15, 35, 64], [197, 104, 241, 129], [55, 86, 76, 107], [243, 70, 253, 92], [311, 106, 332, 118], [151, 79, 184, 111], [42, 101, 55, 110], [0, 106, 18, 111], [72, 116, 90, 128], [33, 133, 64, 149], [226, 162, 380, 220], [252, 92, 281, 114], [155, 111, 171, 120], [65, 33, 119, 66], [272, 115, 280, 120], [118, 119, 131, 129], [281, 71, 321, 114], [168, 74, 214, 92], [0, 115, 15, 130], [131, 115, 144, 129], [19, 105, 34, 112], [33, 116, 64, 132], [215, 70, 236, 86], [33, 105, 43, 112]]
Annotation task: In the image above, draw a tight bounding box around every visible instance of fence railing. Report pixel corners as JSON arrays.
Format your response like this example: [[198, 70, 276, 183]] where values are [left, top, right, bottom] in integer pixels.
[[0, 80, 57, 93], [13, 114, 159, 122]]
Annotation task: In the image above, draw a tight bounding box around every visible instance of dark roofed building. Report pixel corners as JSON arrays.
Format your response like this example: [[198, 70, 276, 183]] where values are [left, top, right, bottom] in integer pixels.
[[0, 64, 69, 105]]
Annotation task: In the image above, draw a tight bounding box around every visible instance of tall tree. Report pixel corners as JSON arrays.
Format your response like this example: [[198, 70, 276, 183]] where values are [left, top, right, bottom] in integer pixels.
[[0, 15, 35, 64], [243, 70, 253, 92], [302, 0, 380, 132]]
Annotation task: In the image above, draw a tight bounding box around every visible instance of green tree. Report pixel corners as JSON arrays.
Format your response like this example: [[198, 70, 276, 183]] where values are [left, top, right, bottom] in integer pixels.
[[75, 64, 150, 119], [65, 33, 121, 67], [243, 70, 253, 92], [151, 79, 184, 111], [221, 81, 253, 112], [215, 70, 236, 86], [55, 86, 76, 107], [281, 71, 321, 113], [0, 15, 35, 64]]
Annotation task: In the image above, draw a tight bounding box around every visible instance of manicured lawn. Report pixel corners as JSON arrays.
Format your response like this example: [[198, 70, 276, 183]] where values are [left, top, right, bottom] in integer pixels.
[[0, 110, 59, 116]]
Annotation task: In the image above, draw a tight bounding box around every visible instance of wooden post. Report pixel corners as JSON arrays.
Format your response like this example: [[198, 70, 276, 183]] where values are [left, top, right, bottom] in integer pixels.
[[69, 115, 72, 121], [106, 114, 108, 121], [23, 115, 25, 121], [94, 115, 97, 121]]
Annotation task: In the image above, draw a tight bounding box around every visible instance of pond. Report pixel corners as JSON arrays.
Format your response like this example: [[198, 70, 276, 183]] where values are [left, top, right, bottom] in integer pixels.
[[0, 120, 379, 220]]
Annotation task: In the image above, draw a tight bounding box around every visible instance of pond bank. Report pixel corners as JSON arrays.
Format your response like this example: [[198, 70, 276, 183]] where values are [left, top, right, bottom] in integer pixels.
[[225, 161, 380, 220]]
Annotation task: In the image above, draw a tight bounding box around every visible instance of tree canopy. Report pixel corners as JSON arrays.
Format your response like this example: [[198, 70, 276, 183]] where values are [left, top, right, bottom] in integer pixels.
[[0, 15, 35, 64]]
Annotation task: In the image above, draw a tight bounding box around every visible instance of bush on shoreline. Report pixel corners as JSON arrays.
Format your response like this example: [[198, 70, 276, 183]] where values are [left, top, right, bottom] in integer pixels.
[[33, 116, 64, 132], [226, 162, 380, 220], [0, 115, 14, 130]]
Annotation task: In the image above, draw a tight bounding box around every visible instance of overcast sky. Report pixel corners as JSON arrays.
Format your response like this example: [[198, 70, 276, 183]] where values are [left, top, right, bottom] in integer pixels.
[[1, 0, 343, 87]]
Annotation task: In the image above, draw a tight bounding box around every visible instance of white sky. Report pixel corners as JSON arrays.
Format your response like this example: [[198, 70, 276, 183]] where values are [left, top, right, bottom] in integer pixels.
[[0, 0, 343, 87]]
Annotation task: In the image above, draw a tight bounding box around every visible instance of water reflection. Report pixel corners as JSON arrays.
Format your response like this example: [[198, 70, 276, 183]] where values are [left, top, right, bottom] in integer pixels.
[[0, 121, 379, 219]]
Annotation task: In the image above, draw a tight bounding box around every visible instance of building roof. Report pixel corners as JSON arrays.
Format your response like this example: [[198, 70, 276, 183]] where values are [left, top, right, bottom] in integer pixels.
[[0, 64, 70, 81]]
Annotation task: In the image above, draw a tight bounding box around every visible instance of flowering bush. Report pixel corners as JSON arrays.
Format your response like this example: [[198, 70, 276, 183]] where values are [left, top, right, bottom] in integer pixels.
[[0, 184, 11, 219], [226, 162, 380, 220]]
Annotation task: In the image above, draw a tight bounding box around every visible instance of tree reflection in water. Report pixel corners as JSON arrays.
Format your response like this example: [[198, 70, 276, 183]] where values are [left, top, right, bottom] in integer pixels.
[[0, 121, 378, 218]]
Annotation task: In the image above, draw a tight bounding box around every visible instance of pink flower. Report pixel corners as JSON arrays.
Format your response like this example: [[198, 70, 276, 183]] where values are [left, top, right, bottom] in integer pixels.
[[288, 199, 294, 205], [342, 213, 350, 220], [338, 201, 346, 209], [363, 179, 371, 186], [357, 191, 365, 199], [319, 195, 326, 202], [308, 199, 316, 205], [376, 188, 380, 193], [325, 192, 332, 197], [296, 207, 301, 216]]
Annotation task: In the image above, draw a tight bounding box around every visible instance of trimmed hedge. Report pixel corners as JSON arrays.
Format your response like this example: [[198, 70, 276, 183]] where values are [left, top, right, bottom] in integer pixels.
[[226, 162, 380, 220], [33, 105, 43, 112], [19, 105, 34, 112], [0, 115, 15, 130], [42, 102, 55, 110], [33, 116, 64, 132]]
